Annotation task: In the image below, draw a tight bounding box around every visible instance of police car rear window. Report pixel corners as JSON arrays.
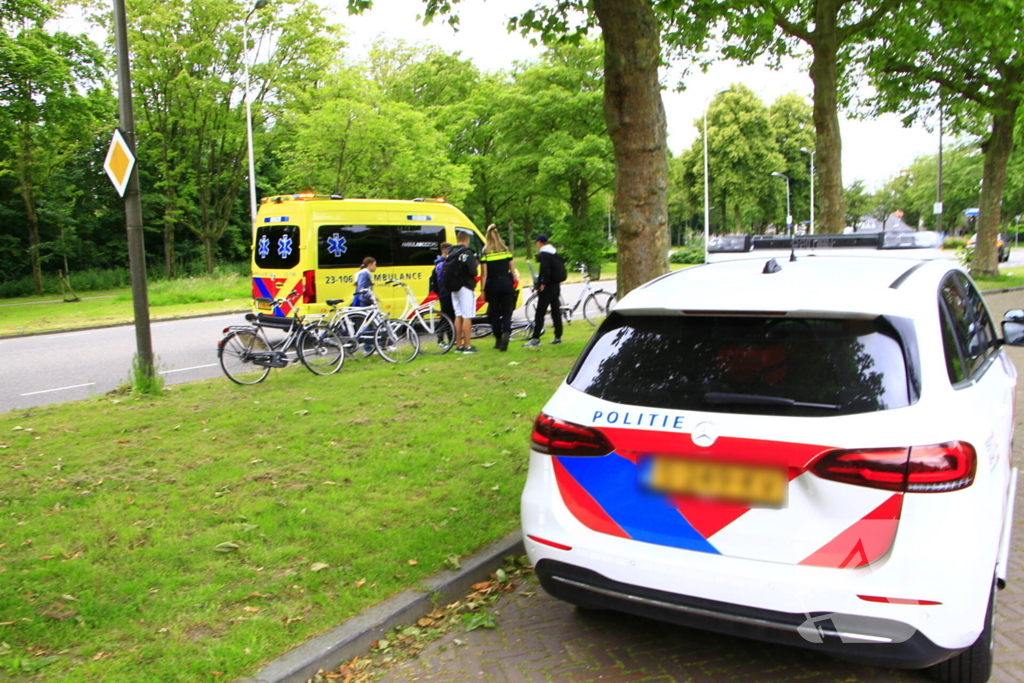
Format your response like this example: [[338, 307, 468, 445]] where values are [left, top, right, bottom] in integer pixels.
[[569, 314, 910, 417]]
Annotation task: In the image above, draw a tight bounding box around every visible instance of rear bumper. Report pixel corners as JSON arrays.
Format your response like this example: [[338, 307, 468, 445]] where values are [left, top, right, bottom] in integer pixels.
[[535, 559, 961, 670]]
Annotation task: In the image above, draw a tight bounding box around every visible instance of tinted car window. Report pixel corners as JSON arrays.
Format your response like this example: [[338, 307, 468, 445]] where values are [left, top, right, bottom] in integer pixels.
[[254, 224, 301, 270], [569, 314, 911, 417], [939, 272, 998, 380], [939, 306, 967, 385]]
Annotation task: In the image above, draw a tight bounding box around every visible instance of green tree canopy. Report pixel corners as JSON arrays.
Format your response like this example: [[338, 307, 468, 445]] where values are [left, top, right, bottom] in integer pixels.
[[0, 3, 109, 293], [862, 0, 1024, 277]]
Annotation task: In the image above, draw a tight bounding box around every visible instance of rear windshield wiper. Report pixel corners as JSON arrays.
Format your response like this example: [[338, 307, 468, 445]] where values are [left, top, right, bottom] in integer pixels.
[[703, 392, 841, 411]]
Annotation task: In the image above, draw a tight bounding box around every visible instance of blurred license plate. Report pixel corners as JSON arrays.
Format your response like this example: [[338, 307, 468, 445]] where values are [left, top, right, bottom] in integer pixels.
[[648, 458, 786, 506], [257, 300, 272, 311]]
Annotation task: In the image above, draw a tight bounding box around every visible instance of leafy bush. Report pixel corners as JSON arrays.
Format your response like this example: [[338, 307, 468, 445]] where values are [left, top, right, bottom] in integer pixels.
[[669, 243, 705, 264], [944, 236, 968, 250]]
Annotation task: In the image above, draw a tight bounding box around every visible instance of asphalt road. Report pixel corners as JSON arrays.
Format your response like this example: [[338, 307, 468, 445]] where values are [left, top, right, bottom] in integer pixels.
[[0, 281, 612, 414], [0, 313, 242, 413]]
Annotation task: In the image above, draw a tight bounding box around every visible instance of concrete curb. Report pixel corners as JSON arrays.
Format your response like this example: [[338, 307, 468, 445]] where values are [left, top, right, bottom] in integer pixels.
[[238, 530, 525, 683]]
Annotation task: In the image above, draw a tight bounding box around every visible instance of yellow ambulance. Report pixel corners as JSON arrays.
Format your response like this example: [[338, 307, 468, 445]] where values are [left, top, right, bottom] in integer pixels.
[[250, 194, 486, 319]]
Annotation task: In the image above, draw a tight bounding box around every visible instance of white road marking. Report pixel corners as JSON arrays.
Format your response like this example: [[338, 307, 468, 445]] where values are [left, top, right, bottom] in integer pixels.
[[159, 363, 217, 375], [21, 382, 96, 396]]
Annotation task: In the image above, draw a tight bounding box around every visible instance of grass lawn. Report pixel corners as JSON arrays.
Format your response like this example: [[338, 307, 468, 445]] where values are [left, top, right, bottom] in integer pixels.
[[974, 268, 1024, 291], [0, 323, 588, 681], [0, 274, 251, 337]]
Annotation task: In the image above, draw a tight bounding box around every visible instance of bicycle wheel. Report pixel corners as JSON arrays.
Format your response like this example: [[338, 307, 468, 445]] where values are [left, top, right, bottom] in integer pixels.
[[509, 321, 534, 341], [523, 293, 539, 322], [336, 311, 375, 359], [375, 319, 420, 363], [583, 290, 616, 327], [470, 323, 492, 339], [298, 323, 345, 375], [414, 311, 455, 355], [219, 329, 271, 385]]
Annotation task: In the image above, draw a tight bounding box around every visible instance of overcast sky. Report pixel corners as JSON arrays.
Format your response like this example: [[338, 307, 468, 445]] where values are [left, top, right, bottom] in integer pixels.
[[335, 0, 942, 191]]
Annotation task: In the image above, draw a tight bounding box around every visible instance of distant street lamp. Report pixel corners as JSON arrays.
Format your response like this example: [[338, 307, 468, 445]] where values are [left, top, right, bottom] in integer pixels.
[[704, 88, 731, 263], [771, 171, 792, 234], [800, 147, 815, 235], [243, 0, 270, 234]]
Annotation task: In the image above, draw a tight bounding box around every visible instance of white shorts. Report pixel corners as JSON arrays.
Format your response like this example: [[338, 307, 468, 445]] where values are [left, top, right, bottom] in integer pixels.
[[451, 287, 476, 319]]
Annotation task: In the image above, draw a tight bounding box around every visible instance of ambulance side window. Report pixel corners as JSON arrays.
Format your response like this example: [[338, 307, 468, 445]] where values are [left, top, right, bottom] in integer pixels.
[[318, 225, 393, 268], [254, 225, 301, 269], [395, 224, 444, 266]]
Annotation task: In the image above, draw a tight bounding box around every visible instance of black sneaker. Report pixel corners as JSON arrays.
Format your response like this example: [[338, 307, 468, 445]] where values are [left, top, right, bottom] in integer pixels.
[[463, 346, 480, 354], [550, 338, 562, 345]]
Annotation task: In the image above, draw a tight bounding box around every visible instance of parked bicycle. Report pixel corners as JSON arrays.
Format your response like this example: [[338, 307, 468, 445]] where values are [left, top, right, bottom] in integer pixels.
[[523, 263, 616, 328], [217, 299, 345, 385], [470, 320, 535, 341], [393, 280, 455, 355], [329, 284, 421, 363]]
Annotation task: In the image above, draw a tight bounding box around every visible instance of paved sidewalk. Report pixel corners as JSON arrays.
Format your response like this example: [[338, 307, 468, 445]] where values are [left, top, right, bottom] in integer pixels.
[[370, 290, 1024, 683]]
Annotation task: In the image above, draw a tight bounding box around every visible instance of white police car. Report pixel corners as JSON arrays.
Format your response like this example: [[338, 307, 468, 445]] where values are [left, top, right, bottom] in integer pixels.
[[521, 255, 1019, 682]]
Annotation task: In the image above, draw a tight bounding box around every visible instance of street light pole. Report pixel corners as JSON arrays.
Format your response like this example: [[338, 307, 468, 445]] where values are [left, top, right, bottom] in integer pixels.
[[243, 0, 269, 235], [800, 147, 815, 235], [703, 88, 730, 263]]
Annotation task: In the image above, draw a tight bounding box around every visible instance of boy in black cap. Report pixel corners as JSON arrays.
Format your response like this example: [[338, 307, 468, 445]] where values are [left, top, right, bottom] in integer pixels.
[[524, 234, 563, 346]]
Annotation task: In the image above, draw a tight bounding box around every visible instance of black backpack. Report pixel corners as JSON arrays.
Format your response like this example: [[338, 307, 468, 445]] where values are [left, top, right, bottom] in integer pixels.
[[551, 252, 567, 283], [443, 245, 469, 291]]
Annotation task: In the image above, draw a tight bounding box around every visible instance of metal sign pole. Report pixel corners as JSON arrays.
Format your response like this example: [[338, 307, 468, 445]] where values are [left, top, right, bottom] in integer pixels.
[[112, 0, 154, 379]]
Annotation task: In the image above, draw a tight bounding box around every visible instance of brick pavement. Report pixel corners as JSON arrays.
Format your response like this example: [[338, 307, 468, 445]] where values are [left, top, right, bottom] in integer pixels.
[[375, 290, 1024, 683]]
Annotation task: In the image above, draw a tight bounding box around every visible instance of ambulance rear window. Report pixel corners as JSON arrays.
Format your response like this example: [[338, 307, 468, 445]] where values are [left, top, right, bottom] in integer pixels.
[[254, 225, 301, 270], [568, 313, 911, 417]]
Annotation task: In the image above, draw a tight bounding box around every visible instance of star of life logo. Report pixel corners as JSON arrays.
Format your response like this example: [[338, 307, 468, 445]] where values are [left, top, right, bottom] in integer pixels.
[[327, 233, 347, 258], [277, 234, 293, 259], [257, 235, 270, 259]]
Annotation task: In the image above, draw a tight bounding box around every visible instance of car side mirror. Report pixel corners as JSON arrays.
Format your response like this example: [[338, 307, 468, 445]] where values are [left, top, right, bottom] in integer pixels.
[[1002, 310, 1024, 346]]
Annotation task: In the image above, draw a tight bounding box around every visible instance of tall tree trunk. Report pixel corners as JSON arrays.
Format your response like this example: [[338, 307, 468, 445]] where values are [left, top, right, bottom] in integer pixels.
[[16, 131, 43, 294], [808, 10, 845, 234], [972, 98, 1018, 279], [20, 185, 43, 295], [203, 236, 216, 275], [593, 0, 669, 297], [163, 186, 177, 279]]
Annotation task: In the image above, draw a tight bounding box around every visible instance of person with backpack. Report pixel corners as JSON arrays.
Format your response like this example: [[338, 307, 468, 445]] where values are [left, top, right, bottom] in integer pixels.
[[479, 225, 518, 352], [524, 234, 565, 347], [430, 242, 456, 348], [444, 230, 480, 354]]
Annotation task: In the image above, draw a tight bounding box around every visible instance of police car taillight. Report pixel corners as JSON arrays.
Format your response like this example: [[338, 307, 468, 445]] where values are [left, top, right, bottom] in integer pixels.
[[810, 441, 976, 493], [531, 413, 613, 457]]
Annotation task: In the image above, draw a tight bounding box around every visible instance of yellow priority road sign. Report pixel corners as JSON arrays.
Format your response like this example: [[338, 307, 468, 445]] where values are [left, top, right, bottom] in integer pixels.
[[104, 128, 136, 197]]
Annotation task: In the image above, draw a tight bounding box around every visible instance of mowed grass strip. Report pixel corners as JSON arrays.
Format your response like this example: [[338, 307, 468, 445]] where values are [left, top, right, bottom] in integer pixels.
[[0, 273, 252, 337], [0, 326, 586, 681]]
